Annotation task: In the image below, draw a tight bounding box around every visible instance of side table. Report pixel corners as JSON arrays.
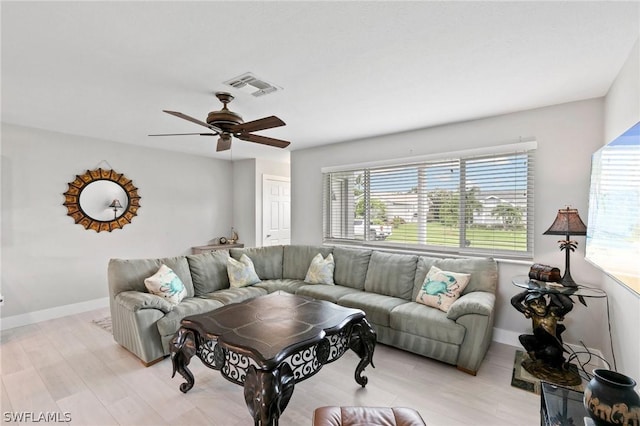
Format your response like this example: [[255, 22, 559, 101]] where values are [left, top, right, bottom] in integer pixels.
[[511, 276, 605, 386], [191, 243, 244, 254], [540, 381, 594, 426]]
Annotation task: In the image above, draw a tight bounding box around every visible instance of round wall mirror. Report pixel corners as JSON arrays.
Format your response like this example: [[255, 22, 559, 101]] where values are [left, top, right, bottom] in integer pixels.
[[63, 168, 141, 232]]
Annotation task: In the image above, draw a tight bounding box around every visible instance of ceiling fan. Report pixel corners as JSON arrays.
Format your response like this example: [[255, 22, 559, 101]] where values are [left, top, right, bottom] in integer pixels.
[[149, 92, 290, 152]]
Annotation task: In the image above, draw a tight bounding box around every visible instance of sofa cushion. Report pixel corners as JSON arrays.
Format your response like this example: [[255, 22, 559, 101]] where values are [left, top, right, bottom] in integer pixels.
[[390, 302, 466, 345], [338, 292, 408, 327], [230, 246, 284, 279], [295, 284, 363, 304], [255, 279, 307, 294], [364, 251, 417, 300], [415, 266, 470, 313], [156, 297, 224, 337], [305, 253, 335, 285], [333, 247, 371, 290], [144, 264, 187, 305], [283, 245, 334, 280], [198, 286, 267, 305], [187, 250, 230, 296], [109, 256, 195, 298], [227, 254, 261, 287], [434, 257, 497, 295]]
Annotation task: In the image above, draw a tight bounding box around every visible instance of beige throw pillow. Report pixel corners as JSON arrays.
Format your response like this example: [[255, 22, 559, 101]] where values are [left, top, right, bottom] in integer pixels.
[[227, 254, 261, 288], [304, 253, 335, 285], [144, 264, 187, 305], [416, 266, 470, 312]]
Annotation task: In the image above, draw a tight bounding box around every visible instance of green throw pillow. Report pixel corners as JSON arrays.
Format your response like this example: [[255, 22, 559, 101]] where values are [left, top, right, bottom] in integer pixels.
[[227, 254, 261, 288], [416, 266, 470, 312]]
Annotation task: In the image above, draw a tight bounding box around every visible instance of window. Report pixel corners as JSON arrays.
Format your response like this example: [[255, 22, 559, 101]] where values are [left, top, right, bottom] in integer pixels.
[[323, 144, 535, 258]]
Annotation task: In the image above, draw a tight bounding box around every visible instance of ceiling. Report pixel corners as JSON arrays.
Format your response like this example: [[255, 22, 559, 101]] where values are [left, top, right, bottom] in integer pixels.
[[2, 2, 639, 163]]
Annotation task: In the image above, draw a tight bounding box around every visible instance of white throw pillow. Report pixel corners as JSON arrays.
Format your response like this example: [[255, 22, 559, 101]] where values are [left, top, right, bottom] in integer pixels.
[[227, 254, 261, 288], [416, 266, 470, 312], [144, 264, 187, 305], [304, 253, 335, 285]]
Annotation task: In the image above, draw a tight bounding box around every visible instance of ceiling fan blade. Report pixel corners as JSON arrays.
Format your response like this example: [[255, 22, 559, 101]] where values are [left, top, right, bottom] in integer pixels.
[[236, 133, 290, 149], [216, 135, 232, 152], [162, 110, 222, 133], [148, 133, 217, 136], [229, 116, 285, 133]]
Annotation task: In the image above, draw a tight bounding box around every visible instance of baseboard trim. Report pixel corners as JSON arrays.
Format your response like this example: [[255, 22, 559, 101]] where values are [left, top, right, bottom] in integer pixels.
[[1, 297, 109, 331], [492, 327, 521, 347]]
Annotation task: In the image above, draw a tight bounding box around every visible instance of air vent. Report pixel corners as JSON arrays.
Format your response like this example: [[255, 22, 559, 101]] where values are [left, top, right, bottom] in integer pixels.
[[223, 72, 282, 97]]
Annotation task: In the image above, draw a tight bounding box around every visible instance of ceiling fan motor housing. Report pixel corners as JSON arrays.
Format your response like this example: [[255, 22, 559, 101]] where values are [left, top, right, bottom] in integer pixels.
[[206, 109, 243, 128], [207, 92, 244, 129]]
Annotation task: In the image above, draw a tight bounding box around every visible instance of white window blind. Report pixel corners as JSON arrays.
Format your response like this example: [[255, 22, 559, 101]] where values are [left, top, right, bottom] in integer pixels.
[[323, 146, 535, 258]]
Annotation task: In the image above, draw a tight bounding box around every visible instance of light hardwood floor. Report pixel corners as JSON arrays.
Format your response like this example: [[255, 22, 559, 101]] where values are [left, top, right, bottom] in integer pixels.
[[1, 307, 540, 425]]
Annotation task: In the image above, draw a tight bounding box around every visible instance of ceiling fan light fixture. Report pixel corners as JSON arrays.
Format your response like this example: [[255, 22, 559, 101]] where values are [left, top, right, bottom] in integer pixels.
[[223, 72, 282, 97]]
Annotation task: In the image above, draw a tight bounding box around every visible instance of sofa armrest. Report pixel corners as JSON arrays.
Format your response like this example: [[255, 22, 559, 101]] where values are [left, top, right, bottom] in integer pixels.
[[116, 291, 174, 314], [448, 291, 496, 374], [446, 291, 495, 321]]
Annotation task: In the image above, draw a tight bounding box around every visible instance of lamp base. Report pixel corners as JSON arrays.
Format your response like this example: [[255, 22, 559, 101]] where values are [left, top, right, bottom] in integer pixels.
[[560, 274, 577, 287]]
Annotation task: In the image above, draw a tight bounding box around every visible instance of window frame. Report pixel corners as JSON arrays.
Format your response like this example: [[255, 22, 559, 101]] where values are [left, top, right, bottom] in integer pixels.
[[322, 142, 536, 260]]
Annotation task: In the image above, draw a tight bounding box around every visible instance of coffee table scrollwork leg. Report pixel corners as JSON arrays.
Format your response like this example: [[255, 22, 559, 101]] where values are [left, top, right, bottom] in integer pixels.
[[170, 328, 197, 393], [349, 317, 376, 387], [243, 363, 295, 426]]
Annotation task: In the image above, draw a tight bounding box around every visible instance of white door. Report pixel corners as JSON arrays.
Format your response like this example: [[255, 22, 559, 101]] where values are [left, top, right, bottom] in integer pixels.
[[263, 175, 291, 246]]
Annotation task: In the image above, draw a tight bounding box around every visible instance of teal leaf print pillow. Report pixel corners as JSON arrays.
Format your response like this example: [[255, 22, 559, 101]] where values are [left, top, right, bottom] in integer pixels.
[[144, 264, 187, 305], [416, 266, 470, 312], [304, 253, 335, 285], [227, 254, 261, 288]]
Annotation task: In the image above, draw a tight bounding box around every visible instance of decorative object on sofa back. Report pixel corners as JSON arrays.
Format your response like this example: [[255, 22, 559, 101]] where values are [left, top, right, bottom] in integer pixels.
[[229, 227, 239, 244], [63, 167, 141, 232]]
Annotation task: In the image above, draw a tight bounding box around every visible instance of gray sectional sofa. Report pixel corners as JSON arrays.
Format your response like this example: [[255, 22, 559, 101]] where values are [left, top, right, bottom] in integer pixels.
[[107, 245, 498, 375]]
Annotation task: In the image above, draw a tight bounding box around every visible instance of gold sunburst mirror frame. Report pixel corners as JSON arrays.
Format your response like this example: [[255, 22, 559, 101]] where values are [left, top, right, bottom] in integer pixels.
[[63, 168, 141, 232]]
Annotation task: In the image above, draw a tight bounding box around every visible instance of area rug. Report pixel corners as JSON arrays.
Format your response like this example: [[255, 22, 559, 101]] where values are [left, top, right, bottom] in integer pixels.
[[91, 316, 112, 334], [511, 350, 584, 394]]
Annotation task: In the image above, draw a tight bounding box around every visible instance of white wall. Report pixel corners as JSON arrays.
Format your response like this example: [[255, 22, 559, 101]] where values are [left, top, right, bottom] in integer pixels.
[[232, 159, 257, 247], [1, 123, 233, 321], [603, 38, 640, 382], [291, 98, 609, 355], [232, 158, 290, 248]]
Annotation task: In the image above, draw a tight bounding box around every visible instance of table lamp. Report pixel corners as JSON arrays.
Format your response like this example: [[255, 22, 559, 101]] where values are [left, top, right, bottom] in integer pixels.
[[543, 207, 587, 287], [109, 199, 123, 220]]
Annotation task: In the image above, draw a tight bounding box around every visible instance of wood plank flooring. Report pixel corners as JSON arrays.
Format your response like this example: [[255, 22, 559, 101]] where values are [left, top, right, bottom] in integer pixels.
[[1, 307, 540, 425]]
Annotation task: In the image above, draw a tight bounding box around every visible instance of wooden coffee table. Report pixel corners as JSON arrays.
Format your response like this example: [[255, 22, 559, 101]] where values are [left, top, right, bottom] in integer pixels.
[[170, 291, 376, 425]]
